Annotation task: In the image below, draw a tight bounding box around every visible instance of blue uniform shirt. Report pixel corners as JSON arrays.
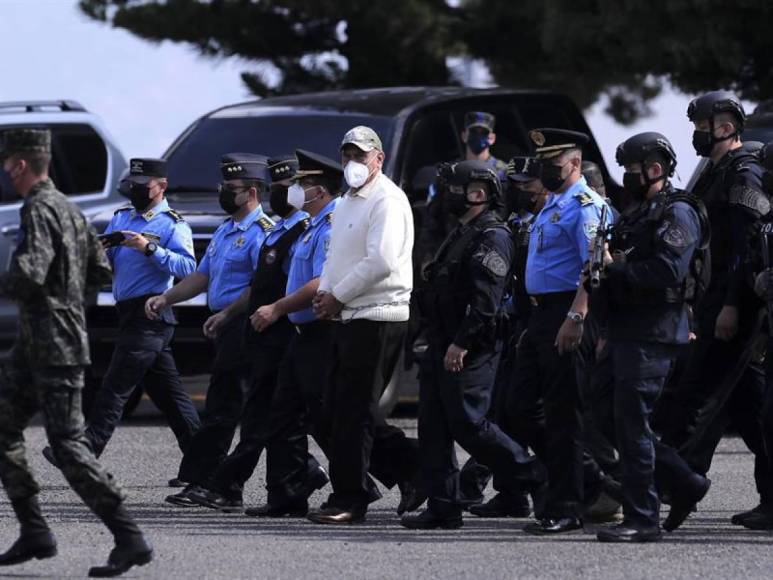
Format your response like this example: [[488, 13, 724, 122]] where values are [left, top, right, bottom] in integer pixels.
[[198, 206, 274, 311], [105, 199, 196, 301], [525, 176, 608, 294], [287, 198, 338, 325], [264, 210, 309, 275]]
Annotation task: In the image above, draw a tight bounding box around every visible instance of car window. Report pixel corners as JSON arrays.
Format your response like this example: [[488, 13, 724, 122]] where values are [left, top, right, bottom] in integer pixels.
[[0, 123, 108, 203]]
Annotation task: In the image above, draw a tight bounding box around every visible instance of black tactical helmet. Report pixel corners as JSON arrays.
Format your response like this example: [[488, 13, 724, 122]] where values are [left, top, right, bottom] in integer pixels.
[[445, 160, 503, 202], [687, 91, 746, 130], [615, 132, 677, 176]]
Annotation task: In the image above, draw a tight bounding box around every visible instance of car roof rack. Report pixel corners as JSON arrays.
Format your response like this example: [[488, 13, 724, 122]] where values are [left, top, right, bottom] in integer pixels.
[[0, 100, 87, 114]]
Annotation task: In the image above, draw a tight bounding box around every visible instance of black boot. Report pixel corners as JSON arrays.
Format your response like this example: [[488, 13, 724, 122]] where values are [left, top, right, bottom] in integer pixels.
[[89, 504, 153, 577], [0, 497, 57, 566]]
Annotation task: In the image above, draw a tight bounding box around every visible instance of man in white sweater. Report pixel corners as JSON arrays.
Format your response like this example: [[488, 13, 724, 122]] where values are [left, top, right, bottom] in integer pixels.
[[309, 126, 422, 524]]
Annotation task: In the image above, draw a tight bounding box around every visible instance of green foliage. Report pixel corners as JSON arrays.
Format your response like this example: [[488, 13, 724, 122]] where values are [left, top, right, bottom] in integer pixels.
[[79, 0, 773, 123]]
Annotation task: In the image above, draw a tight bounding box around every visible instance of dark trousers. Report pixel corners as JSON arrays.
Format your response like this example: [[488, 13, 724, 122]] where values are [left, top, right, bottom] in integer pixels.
[[209, 330, 322, 501], [0, 355, 124, 514], [609, 340, 678, 527], [510, 292, 584, 518], [86, 313, 200, 457], [177, 315, 248, 486], [322, 319, 418, 511], [419, 338, 541, 516]]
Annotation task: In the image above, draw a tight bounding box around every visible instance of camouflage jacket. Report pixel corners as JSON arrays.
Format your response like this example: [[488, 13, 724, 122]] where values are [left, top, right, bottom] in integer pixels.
[[0, 179, 111, 366]]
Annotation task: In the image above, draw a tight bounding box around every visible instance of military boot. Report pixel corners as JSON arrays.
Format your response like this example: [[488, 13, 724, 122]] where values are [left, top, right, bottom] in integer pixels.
[[89, 503, 153, 577], [0, 496, 57, 566]]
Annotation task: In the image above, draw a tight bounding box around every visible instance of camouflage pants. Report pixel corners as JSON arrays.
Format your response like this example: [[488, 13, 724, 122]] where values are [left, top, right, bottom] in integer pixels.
[[0, 353, 124, 513]]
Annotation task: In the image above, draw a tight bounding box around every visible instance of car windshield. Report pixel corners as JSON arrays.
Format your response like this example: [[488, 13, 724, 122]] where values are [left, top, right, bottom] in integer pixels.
[[164, 112, 395, 192]]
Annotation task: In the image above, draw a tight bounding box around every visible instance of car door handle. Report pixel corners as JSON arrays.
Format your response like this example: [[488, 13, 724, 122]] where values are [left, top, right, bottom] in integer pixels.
[[1, 226, 19, 237]]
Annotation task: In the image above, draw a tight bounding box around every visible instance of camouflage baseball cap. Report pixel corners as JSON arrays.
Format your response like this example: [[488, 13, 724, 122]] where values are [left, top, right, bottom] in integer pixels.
[[0, 128, 51, 161], [340, 126, 383, 152], [465, 111, 496, 132]]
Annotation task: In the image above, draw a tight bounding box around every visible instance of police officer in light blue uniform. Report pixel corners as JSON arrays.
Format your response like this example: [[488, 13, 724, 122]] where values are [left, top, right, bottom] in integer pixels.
[[513, 129, 608, 536], [80, 158, 200, 461], [148, 153, 276, 507]]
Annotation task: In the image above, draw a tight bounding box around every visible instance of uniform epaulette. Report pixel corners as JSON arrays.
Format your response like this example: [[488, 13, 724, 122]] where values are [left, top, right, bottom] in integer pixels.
[[576, 192, 594, 206], [163, 208, 185, 222], [257, 216, 273, 232], [301, 218, 311, 229], [325, 213, 333, 224], [113, 205, 133, 215]]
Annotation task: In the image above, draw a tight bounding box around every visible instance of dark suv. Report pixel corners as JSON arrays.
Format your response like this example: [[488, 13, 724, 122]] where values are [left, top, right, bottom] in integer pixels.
[[87, 86, 616, 413]]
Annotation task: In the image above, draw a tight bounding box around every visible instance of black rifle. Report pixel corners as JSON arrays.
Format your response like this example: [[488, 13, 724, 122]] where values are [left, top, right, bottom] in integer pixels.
[[590, 204, 609, 289]]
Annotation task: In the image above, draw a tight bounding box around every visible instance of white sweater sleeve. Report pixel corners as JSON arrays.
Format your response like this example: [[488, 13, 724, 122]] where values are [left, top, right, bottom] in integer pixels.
[[332, 195, 405, 304]]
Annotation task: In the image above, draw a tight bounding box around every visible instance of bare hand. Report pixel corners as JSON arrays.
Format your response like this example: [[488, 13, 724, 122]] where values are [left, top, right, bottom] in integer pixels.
[[555, 317, 583, 355], [145, 295, 167, 320], [203, 311, 228, 339], [313, 291, 344, 320], [251, 304, 280, 332], [714, 305, 739, 341], [443, 343, 468, 373], [121, 230, 149, 253]]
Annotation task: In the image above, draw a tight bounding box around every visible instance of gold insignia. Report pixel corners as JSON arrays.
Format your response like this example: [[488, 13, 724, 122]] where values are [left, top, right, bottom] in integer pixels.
[[234, 236, 246, 248], [550, 212, 561, 223], [258, 217, 273, 231], [577, 193, 593, 206], [142, 210, 155, 220], [530, 130, 545, 147]]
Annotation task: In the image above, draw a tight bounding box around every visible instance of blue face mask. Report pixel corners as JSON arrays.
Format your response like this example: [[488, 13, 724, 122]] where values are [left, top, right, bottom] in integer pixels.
[[466, 129, 490, 155], [0, 165, 19, 203]]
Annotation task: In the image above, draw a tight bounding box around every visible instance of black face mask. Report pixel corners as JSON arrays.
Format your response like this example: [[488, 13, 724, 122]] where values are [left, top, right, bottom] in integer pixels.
[[622, 171, 649, 201], [692, 124, 737, 158], [218, 185, 243, 215], [119, 180, 152, 212], [269, 184, 293, 218], [539, 161, 569, 193], [466, 129, 490, 155], [0, 166, 19, 203]]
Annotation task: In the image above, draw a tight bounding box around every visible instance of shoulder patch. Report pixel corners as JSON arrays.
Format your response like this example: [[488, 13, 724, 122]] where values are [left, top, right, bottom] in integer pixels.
[[729, 184, 770, 217], [480, 249, 509, 277], [163, 208, 184, 222], [257, 216, 273, 232]]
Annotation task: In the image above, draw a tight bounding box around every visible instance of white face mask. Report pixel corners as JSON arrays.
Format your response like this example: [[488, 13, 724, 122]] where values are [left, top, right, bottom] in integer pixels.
[[344, 160, 371, 188], [287, 183, 307, 210]]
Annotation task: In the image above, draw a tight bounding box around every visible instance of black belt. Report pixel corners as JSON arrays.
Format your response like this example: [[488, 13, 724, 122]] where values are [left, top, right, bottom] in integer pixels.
[[294, 320, 331, 335], [528, 291, 576, 308], [115, 294, 156, 315]]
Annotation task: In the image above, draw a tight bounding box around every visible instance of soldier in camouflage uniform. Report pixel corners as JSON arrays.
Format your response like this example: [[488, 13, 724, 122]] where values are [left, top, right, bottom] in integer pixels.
[[0, 129, 153, 577]]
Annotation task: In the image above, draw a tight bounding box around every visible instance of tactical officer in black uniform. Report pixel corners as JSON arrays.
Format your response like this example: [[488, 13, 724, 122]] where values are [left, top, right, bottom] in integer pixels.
[[592, 133, 710, 542], [401, 160, 543, 530], [666, 92, 773, 525]]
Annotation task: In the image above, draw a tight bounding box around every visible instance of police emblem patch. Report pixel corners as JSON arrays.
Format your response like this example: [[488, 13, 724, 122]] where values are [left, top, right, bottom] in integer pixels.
[[265, 249, 277, 264], [234, 237, 246, 248], [530, 130, 545, 147], [481, 250, 508, 277], [550, 212, 561, 223], [583, 221, 599, 240]]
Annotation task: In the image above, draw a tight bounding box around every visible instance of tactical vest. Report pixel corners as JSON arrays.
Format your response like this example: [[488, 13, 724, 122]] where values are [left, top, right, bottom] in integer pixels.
[[244, 218, 308, 345], [421, 212, 510, 343], [609, 188, 710, 306], [511, 216, 534, 301]]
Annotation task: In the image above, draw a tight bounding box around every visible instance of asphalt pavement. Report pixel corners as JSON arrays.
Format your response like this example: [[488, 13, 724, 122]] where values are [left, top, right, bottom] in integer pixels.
[[0, 419, 770, 579]]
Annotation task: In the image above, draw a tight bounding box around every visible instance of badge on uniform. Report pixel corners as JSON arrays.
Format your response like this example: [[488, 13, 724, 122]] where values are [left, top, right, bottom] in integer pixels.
[[583, 221, 599, 240], [265, 249, 277, 264], [550, 212, 561, 223], [481, 250, 508, 277], [234, 236, 246, 248], [142, 210, 155, 220]]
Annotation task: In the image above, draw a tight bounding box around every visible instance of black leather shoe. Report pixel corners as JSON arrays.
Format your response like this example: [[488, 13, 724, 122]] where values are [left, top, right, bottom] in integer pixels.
[[459, 494, 485, 510], [88, 537, 153, 577], [400, 509, 463, 530], [396, 481, 428, 516], [245, 500, 309, 518], [0, 533, 57, 566], [42, 446, 61, 469], [597, 522, 661, 543], [469, 493, 531, 518], [189, 489, 243, 513], [731, 503, 771, 525], [167, 478, 189, 488], [523, 517, 583, 535], [165, 484, 206, 507], [307, 506, 366, 525], [740, 508, 773, 530], [663, 476, 711, 532]]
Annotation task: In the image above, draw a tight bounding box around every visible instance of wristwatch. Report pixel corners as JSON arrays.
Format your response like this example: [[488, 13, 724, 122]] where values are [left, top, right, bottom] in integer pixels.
[[144, 242, 158, 257], [566, 311, 585, 324]]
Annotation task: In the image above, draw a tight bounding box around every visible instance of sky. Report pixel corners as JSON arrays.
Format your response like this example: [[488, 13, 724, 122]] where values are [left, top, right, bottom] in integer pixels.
[[0, 0, 724, 186]]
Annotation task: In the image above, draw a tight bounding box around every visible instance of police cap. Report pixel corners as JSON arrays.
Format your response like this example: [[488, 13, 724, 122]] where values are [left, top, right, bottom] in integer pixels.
[[464, 111, 496, 132], [687, 91, 746, 130], [220, 153, 269, 182], [615, 132, 677, 176], [0, 128, 51, 162], [128, 158, 167, 183], [529, 128, 590, 159], [506, 156, 540, 182], [267, 155, 299, 183], [292, 149, 343, 181]]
